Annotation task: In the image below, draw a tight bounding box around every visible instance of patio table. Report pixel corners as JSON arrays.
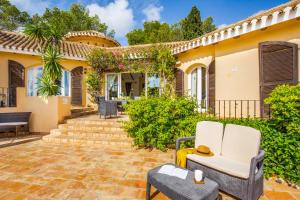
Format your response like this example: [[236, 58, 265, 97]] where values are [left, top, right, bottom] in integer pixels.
[[146, 163, 219, 200]]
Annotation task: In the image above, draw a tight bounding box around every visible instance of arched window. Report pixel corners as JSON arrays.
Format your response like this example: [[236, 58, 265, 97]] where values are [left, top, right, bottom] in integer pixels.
[[188, 67, 207, 108], [27, 67, 70, 96]]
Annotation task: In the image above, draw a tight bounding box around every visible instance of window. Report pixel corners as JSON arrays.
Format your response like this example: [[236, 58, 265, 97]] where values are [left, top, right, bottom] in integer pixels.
[[147, 73, 160, 96], [27, 67, 70, 96], [61, 70, 70, 96], [27, 67, 43, 96]]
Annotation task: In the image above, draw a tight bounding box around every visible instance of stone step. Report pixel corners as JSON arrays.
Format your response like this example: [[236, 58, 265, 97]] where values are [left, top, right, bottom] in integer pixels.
[[66, 119, 123, 127], [71, 107, 94, 114], [43, 135, 133, 147], [58, 124, 125, 132], [64, 110, 98, 120], [51, 129, 129, 139]]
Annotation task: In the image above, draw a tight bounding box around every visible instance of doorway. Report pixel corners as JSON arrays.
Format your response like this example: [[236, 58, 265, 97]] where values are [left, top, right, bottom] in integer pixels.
[[8, 60, 25, 107], [71, 67, 83, 105]]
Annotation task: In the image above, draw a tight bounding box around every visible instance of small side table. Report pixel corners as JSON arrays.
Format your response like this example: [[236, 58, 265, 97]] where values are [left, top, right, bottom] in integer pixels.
[[146, 164, 219, 200]]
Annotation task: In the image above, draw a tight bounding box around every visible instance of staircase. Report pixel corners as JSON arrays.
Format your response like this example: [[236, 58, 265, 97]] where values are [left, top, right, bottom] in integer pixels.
[[43, 115, 133, 148]]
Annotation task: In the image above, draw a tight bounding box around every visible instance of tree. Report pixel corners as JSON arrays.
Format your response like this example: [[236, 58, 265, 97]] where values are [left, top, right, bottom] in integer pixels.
[[126, 21, 184, 45], [126, 5, 216, 45], [0, 0, 30, 31], [24, 22, 64, 97], [181, 6, 216, 39], [31, 4, 113, 37], [202, 17, 216, 34], [181, 6, 203, 40]]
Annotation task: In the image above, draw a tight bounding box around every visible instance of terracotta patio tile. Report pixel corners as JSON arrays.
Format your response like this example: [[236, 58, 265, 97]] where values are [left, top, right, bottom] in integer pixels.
[[0, 180, 29, 193], [264, 191, 296, 200], [0, 116, 297, 199]]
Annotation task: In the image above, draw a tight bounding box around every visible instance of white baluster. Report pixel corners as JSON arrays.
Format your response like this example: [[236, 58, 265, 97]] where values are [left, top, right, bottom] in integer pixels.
[[242, 22, 248, 34], [260, 16, 268, 28], [251, 19, 258, 31], [227, 28, 233, 38], [202, 37, 206, 46], [296, 3, 300, 18], [220, 30, 225, 40], [234, 25, 240, 36], [271, 11, 280, 25], [283, 6, 292, 21]]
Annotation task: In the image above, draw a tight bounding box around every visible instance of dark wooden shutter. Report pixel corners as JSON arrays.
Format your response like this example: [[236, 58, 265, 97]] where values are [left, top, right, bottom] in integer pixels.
[[208, 60, 216, 110], [175, 69, 184, 96], [8, 60, 25, 107], [71, 67, 83, 105], [259, 41, 298, 117]]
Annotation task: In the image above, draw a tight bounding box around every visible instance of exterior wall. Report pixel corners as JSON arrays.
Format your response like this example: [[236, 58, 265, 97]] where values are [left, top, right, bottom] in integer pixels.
[[177, 19, 300, 100], [0, 88, 71, 132], [214, 19, 300, 101], [0, 52, 89, 107], [176, 19, 300, 117]]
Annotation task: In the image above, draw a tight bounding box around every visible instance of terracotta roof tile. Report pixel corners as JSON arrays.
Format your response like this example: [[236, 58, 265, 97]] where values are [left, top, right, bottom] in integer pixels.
[[64, 30, 120, 46], [0, 0, 299, 59]]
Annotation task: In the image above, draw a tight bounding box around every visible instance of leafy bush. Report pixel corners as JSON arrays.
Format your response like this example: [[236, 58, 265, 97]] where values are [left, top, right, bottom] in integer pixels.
[[124, 96, 198, 150], [124, 94, 300, 184], [86, 70, 101, 103], [264, 84, 300, 134]]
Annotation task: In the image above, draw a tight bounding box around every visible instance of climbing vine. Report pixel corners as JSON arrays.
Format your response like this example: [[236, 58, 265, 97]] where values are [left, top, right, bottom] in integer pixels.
[[86, 45, 177, 97]]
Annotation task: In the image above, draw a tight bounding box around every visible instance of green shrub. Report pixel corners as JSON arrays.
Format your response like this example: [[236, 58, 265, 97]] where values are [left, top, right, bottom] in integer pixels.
[[264, 84, 300, 134], [124, 96, 198, 150]]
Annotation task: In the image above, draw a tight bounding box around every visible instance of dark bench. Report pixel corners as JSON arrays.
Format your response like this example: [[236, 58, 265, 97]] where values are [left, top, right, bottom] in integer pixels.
[[0, 112, 31, 137]]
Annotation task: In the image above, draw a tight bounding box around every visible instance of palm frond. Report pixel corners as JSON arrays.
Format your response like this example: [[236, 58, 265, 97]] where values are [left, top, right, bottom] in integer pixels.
[[42, 45, 63, 80], [37, 74, 61, 97]]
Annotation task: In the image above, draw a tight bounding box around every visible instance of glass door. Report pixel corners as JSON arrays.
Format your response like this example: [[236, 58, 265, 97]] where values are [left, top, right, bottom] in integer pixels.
[[106, 73, 120, 100]]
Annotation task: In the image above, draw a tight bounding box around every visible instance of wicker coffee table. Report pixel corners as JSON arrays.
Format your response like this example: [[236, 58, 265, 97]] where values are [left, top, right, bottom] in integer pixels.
[[146, 164, 219, 200]]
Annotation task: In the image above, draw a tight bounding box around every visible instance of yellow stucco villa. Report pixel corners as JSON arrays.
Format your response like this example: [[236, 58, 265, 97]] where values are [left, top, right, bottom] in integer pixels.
[[0, 0, 299, 133]]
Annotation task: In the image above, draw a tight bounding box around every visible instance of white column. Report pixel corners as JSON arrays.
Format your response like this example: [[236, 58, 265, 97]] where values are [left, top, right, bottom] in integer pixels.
[[197, 68, 202, 107], [118, 73, 121, 98], [105, 74, 108, 100]]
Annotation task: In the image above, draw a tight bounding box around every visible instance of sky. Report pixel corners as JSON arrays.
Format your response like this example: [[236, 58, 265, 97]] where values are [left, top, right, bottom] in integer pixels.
[[10, 0, 290, 45]]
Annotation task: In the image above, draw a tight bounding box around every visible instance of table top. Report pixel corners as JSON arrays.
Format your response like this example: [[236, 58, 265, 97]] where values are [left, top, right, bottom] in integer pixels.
[[147, 164, 219, 200]]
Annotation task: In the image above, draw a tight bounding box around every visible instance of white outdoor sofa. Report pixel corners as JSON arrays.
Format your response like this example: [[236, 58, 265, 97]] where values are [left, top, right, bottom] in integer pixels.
[[176, 121, 264, 200]]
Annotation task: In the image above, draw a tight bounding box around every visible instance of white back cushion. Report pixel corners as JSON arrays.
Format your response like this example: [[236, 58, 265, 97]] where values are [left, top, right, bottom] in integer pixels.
[[222, 124, 261, 165], [195, 121, 224, 155]]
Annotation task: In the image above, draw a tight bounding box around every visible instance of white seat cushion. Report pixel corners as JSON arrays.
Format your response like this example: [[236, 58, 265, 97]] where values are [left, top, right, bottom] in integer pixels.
[[221, 124, 261, 165], [187, 154, 250, 179], [0, 122, 28, 126], [195, 121, 224, 155]]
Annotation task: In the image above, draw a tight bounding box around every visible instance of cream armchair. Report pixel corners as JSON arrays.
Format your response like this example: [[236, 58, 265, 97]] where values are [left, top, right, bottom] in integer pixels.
[[176, 122, 264, 200]]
